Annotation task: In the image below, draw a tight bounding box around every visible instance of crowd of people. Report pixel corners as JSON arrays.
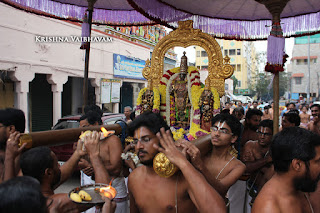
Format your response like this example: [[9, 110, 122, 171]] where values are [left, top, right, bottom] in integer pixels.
[[0, 100, 320, 213]]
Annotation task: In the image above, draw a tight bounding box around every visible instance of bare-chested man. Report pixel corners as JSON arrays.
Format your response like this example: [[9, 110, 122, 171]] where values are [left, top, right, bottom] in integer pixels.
[[261, 106, 272, 121], [232, 107, 245, 122], [252, 127, 320, 213], [128, 112, 226, 213], [20, 144, 113, 213], [308, 104, 320, 135], [300, 105, 311, 129], [242, 120, 274, 211], [183, 114, 246, 197], [77, 110, 126, 213], [20, 145, 91, 213], [268, 102, 274, 120], [251, 101, 259, 110], [280, 111, 300, 130], [0, 108, 26, 183], [240, 109, 262, 151]]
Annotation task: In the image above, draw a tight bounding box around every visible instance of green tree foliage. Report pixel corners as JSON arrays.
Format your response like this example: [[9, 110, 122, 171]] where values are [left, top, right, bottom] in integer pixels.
[[249, 71, 289, 101], [249, 51, 289, 101], [231, 75, 238, 91]]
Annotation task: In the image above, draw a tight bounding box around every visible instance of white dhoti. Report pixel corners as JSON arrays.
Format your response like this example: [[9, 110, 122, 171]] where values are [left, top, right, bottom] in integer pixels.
[[112, 177, 129, 213], [228, 180, 248, 213]]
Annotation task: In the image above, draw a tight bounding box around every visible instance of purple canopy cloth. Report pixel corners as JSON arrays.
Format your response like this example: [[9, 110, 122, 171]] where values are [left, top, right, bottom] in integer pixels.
[[0, 0, 155, 25], [130, 0, 320, 40], [1, 0, 320, 40]]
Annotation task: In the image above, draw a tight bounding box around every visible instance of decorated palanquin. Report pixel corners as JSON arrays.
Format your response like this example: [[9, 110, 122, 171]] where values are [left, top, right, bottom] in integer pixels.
[[135, 20, 234, 143]]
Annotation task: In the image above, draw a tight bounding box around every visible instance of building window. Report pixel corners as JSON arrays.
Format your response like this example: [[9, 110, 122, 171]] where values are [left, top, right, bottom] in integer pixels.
[[296, 59, 307, 65], [229, 49, 236, 55], [231, 64, 236, 71], [237, 64, 241, 72], [237, 49, 241, 55], [297, 58, 317, 64], [296, 59, 301, 65], [224, 50, 228, 56], [237, 80, 241, 87], [295, 77, 302, 85], [196, 51, 200, 57], [201, 65, 208, 70], [201, 51, 208, 57], [197, 66, 200, 69]]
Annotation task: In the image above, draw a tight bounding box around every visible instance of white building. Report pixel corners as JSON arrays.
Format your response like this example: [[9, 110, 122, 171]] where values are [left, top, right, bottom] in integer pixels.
[[287, 34, 320, 102], [0, 3, 154, 132]]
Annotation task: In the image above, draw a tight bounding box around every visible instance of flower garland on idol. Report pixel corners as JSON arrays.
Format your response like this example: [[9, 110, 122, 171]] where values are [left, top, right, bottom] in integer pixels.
[[158, 66, 221, 141], [135, 87, 160, 116], [188, 86, 220, 140]]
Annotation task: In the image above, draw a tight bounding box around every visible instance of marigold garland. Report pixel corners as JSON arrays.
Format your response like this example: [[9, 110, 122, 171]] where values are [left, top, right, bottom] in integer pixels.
[[172, 128, 186, 141], [136, 88, 147, 106], [152, 87, 160, 113]]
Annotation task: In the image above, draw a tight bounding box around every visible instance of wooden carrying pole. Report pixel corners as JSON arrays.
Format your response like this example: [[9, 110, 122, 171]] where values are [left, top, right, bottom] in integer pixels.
[[193, 134, 212, 156], [18, 124, 122, 149]]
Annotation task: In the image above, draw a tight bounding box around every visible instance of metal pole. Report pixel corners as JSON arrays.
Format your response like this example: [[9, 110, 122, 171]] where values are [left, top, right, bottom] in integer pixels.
[[307, 36, 311, 104], [82, 0, 96, 113], [290, 75, 293, 101], [82, 9, 92, 113], [317, 72, 319, 99]]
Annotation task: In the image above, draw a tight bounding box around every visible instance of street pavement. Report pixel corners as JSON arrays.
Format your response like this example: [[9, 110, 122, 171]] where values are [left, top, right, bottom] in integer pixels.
[[54, 171, 81, 194]]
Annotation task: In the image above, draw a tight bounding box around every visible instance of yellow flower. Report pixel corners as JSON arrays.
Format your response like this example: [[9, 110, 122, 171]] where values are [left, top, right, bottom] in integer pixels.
[[178, 128, 185, 133], [153, 87, 160, 111], [159, 85, 166, 105], [172, 128, 185, 140], [211, 87, 220, 109], [189, 121, 210, 139], [137, 88, 147, 105], [190, 85, 202, 110]]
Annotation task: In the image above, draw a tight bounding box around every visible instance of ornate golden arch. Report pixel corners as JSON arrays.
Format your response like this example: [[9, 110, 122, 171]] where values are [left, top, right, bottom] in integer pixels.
[[143, 20, 234, 96]]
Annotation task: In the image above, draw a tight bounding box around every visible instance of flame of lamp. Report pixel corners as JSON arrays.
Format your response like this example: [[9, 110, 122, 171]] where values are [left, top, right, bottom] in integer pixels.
[[100, 186, 117, 199]]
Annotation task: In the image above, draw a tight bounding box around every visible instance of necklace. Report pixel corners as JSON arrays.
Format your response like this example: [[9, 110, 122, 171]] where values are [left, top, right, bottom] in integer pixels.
[[304, 193, 314, 213]]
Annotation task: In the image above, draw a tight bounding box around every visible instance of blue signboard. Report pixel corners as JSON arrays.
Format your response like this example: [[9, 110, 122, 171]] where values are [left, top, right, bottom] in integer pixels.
[[291, 93, 299, 100], [113, 54, 146, 80]]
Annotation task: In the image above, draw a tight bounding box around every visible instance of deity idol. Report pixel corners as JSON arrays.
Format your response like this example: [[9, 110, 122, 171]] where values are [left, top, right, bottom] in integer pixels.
[[170, 52, 191, 129], [199, 88, 214, 132], [141, 89, 154, 114]]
